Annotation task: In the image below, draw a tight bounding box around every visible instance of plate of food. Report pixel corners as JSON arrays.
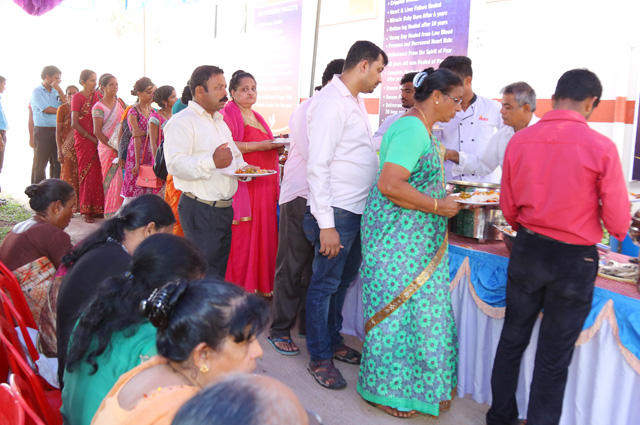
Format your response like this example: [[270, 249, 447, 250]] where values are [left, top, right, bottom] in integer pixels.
[[223, 168, 277, 178], [453, 190, 500, 205], [629, 192, 640, 203]]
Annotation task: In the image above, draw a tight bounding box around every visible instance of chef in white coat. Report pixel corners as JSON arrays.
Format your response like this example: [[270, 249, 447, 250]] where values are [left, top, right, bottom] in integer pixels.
[[432, 56, 503, 183], [445, 81, 539, 184]]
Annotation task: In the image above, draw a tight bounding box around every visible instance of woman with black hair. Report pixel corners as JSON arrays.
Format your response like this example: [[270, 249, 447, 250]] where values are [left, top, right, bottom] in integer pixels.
[[71, 69, 104, 223], [172, 85, 191, 115], [357, 68, 463, 418], [56, 194, 175, 384], [91, 278, 269, 425], [60, 233, 206, 425], [0, 179, 75, 321], [221, 70, 284, 295]]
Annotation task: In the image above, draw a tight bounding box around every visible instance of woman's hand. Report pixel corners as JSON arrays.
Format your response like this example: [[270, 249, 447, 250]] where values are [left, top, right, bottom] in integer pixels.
[[118, 159, 126, 169], [434, 195, 462, 218], [132, 164, 140, 175], [57, 151, 64, 163]]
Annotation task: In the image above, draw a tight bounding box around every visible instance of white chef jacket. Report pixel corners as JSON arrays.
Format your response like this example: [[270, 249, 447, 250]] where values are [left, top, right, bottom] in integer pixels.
[[452, 114, 540, 184], [433, 94, 502, 183]]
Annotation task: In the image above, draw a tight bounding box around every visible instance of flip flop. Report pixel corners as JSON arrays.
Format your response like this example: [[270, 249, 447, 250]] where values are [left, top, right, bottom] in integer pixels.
[[267, 336, 300, 356]]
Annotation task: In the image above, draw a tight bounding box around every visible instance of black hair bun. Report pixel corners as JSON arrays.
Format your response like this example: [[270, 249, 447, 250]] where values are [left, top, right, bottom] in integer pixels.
[[24, 184, 40, 198], [232, 70, 246, 78]]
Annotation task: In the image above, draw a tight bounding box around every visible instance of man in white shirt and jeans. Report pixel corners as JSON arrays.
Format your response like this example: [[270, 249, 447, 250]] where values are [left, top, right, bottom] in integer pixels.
[[164, 65, 253, 279], [444, 81, 539, 183], [305, 40, 387, 389]]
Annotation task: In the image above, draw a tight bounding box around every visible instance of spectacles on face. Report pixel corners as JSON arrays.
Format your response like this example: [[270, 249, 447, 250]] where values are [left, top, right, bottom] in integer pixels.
[[443, 93, 463, 105], [305, 408, 323, 425]]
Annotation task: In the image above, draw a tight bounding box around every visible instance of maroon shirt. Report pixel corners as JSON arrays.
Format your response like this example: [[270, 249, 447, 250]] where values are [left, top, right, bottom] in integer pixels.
[[501, 109, 630, 245], [0, 216, 72, 270]]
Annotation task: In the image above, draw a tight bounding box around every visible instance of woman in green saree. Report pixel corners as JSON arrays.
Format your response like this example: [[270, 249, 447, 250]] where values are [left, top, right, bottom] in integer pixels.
[[358, 68, 464, 418]]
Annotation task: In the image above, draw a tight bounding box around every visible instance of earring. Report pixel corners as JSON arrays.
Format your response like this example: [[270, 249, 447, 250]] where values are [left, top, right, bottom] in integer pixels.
[[199, 364, 210, 374], [435, 101, 439, 105]]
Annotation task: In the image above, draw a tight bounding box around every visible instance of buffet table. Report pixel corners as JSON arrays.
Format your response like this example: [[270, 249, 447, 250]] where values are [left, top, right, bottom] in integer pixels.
[[341, 234, 640, 424]]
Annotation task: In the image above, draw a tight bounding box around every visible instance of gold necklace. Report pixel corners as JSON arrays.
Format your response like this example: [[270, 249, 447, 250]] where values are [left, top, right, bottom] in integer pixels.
[[413, 106, 433, 139]]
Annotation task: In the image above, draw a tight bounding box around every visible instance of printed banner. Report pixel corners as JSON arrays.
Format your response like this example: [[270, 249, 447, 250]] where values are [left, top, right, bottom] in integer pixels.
[[252, 0, 303, 134], [380, 0, 471, 123]]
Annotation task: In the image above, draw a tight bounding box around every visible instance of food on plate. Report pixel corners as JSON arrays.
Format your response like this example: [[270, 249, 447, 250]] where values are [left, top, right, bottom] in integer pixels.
[[234, 168, 275, 175], [457, 190, 500, 203]]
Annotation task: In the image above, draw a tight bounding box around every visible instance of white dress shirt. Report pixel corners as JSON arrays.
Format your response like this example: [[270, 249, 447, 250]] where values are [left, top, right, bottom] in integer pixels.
[[280, 98, 312, 205], [372, 111, 405, 151], [163, 100, 247, 202], [433, 94, 502, 183], [452, 114, 540, 183], [306, 76, 378, 229]]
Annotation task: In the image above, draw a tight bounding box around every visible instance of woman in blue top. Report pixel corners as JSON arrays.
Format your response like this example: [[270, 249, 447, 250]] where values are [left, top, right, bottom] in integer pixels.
[[60, 233, 207, 425]]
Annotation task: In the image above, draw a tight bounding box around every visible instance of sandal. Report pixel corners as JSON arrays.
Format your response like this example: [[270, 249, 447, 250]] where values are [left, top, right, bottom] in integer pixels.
[[366, 401, 418, 419], [307, 359, 346, 390], [83, 215, 94, 223], [333, 344, 362, 365], [267, 336, 300, 356]]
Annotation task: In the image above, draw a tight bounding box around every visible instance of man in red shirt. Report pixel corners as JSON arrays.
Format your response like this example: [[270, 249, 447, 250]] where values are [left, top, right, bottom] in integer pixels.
[[487, 69, 630, 425]]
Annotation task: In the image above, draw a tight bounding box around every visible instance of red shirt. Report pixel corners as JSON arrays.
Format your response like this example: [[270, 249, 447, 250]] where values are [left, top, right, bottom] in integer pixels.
[[500, 109, 630, 245]]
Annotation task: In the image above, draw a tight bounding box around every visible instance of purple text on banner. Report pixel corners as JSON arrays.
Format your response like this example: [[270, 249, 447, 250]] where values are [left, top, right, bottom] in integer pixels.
[[252, 0, 303, 135], [380, 0, 471, 124]]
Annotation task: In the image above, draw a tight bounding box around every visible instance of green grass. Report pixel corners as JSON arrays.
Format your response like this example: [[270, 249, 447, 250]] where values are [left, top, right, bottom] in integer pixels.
[[0, 196, 32, 242]]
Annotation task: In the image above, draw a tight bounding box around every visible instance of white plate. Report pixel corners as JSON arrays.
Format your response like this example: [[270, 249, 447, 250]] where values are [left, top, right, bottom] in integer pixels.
[[452, 192, 500, 206], [271, 138, 290, 145], [629, 193, 640, 203], [223, 169, 277, 178]]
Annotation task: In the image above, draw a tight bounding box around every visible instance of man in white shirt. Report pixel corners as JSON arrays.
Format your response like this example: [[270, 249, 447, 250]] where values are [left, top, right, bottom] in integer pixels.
[[305, 40, 387, 390], [269, 58, 345, 356], [445, 82, 539, 183], [164, 65, 252, 279], [433, 56, 503, 183], [372, 71, 417, 148]]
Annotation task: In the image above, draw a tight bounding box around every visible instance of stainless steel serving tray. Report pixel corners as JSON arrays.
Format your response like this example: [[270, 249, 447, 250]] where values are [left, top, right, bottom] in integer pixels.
[[447, 180, 501, 190]]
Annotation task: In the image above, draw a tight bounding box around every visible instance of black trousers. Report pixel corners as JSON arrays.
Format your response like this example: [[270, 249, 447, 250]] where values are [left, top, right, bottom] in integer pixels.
[[486, 229, 598, 425], [270, 197, 314, 338], [178, 194, 233, 280], [33, 126, 60, 183]]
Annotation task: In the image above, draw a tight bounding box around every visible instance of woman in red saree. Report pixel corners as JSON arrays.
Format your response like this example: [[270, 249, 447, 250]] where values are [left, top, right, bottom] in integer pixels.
[[221, 70, 285, 295], [71, 70, 104, 223]]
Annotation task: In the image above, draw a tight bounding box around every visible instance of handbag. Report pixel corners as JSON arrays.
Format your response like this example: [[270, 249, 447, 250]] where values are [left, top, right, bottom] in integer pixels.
[[135, 133, 163, 189], [153, 142, 168, 181], [108, 121, 121, 150]]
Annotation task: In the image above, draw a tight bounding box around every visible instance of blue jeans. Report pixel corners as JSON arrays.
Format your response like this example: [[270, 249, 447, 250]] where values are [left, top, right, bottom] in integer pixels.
[[304, 207, 362, 361]]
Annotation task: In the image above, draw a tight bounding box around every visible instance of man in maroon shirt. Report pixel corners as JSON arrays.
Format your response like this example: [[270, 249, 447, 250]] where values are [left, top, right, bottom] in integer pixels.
[[487, 69, 630, 425]]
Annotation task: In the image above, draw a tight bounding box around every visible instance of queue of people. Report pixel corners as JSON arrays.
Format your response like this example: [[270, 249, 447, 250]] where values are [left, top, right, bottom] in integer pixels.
[[0, 37, 631, 425]]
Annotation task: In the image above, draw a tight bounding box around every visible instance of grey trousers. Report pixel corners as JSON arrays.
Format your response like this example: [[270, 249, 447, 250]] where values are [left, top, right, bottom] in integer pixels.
[[270, 197, 314, 338]]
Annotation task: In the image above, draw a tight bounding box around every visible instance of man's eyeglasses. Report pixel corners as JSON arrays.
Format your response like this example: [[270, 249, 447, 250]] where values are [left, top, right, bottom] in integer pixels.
[[443, 93, 463, 105]]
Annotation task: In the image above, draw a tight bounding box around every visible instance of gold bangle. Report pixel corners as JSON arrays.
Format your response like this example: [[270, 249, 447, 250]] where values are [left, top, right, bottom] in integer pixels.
[[433, 198, 438, 213]]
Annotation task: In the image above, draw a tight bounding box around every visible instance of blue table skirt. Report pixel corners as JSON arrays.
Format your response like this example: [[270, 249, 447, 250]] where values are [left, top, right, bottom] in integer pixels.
[[449, 244, 640, 364]]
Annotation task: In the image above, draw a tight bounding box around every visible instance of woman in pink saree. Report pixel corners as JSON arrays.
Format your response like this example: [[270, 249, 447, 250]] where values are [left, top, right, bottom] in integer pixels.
[[93, 74, 126, 216]]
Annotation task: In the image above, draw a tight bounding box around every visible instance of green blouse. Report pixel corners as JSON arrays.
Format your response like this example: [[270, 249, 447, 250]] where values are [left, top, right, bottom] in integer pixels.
[[378, 116, 432, 173], [60, 321, 158, 425]]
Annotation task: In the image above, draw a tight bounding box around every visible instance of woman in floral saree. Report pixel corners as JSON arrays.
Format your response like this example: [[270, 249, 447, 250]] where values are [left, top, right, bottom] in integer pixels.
[[93, 74, 126, 216], [358, 68, 463, 419], [71, 70, 103, 223]]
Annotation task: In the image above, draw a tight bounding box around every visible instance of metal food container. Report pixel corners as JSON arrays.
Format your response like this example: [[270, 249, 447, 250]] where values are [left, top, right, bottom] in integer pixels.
[[447, 180, 505, 243]]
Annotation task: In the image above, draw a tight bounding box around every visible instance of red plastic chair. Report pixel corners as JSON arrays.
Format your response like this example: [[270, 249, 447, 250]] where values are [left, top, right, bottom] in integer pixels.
[[0, 291, 40, 365], [0, 382, 25, 425], [10, 375, 46, 425], [0, 334, 61, 425], [0, 260, 37, 329]]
